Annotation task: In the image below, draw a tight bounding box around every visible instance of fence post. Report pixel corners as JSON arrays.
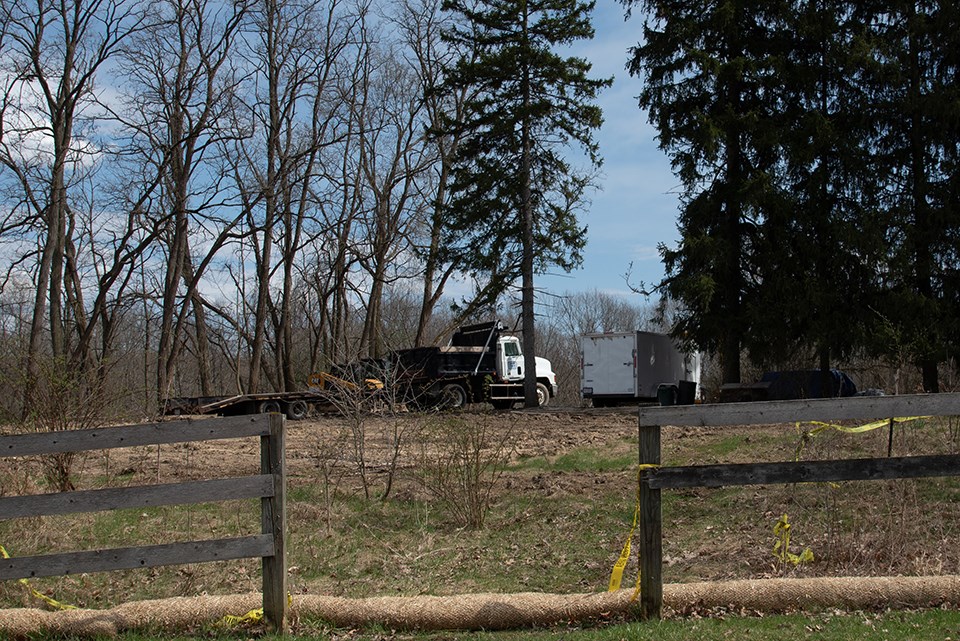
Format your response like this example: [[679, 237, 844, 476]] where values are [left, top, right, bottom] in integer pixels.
[[261, 413, 288, 633], [638, 422, 662, 619]]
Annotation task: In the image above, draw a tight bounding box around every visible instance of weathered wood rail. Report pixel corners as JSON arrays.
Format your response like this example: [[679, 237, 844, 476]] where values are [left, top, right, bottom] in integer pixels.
[[636, 392, 960, 619], [0, 413, 287, 633]]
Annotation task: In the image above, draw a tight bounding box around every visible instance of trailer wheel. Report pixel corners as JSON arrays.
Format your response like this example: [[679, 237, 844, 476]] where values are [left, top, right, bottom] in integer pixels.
[[536, 383, 550, 407], [440, 383, 468, 410], [259, 400, 282, 414], [285, 400, 308, 420]]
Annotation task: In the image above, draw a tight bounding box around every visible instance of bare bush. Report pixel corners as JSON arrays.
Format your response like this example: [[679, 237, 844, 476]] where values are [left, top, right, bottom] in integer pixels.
[[413, 413, 514, 529], [20, 359, 111, 491], [314, 372, 378, 500], [314, 360, 416, 501], [313, 433, 348, 536]]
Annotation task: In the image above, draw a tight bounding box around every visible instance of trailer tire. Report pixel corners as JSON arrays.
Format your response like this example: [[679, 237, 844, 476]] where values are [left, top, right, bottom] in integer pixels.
[[285, 400, 308, 420], [259, 400, 282, 414], [536, 383, 550, 407], [440, 383, 468, 410]]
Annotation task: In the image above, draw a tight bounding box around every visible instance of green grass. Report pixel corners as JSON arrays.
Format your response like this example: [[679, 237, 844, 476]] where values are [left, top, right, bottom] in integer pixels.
[[509, 447, 636, 473], [554, 609, 958, 641], [285, 487, 632, 596], [700, 434, 751, 458], [26, 608, 960, 640], [914, 475, 960, 503], [409, 609, 960, 641]]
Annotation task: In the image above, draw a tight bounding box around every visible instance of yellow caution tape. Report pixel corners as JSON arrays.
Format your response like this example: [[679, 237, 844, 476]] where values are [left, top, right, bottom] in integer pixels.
[[220, 592, 292, 628], [607, 499, 637, 591], [772, 514, 813, 567], [795, 416, 929, 460], [0, 543, 77, 611], [608, 464, 659, 600], [221, 607, 264, 626]]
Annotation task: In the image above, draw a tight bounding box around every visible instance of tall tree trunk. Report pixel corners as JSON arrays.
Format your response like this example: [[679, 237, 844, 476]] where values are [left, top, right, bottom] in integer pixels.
[[361, 269, 384, 358], [520, 0, 538, 408], [156, 208, 188, 407], [248, 0, 282, 395], [26, 139, 70, 410], [24, 209, 58, 415], [185, 255, 213, 397], [907, 9, 938, 393], [720, 6, 744, 385]]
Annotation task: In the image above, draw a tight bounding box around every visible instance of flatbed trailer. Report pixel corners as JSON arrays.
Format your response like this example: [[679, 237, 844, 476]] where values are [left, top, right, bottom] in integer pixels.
[[163, 390, 330, 420]]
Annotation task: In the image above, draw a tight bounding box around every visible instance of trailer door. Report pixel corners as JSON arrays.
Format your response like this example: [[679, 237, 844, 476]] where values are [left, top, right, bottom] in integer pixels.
[[635, 331, 688, 398], [581, 333, 636, 396]]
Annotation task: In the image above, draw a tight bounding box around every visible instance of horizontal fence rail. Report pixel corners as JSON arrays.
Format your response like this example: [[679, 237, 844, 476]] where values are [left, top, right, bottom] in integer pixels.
[[635, 392, 960, 620], [0, 413, 287, 632], [0, 475, 274, 519], [636, 393, 955, 427], [647, 454, 960, 488], [2, 415, 272, 457], [2, 536, 276, 580]]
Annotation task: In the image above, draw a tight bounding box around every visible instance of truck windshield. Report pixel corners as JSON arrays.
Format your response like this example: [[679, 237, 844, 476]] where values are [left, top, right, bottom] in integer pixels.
[[503, 342, 520, 357]]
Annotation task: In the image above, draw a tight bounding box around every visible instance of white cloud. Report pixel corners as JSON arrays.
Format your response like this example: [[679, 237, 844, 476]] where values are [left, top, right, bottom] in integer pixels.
[[1, 71, 108, 169]]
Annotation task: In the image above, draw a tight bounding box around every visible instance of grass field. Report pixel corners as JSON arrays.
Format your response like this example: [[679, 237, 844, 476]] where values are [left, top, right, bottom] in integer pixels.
[[34, 609, 960, 640], [2, 409, 959, 638]]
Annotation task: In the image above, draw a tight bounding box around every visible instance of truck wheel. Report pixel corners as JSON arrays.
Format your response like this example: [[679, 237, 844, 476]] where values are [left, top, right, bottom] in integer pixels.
[[285, 400, 308, 420], [536, 383, 550, 407], [259, 400, 282, 414], [441, 383, 468, 410]]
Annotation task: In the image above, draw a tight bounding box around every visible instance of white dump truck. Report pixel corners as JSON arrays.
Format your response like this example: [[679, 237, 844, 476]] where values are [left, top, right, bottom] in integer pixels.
[[389, 320, 558, 410], [580, 331, 700, 407]]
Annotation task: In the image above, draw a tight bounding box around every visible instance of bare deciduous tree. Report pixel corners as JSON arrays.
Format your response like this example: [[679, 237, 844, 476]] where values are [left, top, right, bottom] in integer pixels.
[[390, 0, 471, 348], [113, 0, 250, 408], [355, 44, 433, 358], [0, 0, 146, 414], [232, 0, 362, 392]]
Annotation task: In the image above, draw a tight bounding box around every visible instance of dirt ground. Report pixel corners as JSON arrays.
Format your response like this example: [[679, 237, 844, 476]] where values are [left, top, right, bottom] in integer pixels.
[[95, 406, 960, 567], [83, 407, 644, 488]]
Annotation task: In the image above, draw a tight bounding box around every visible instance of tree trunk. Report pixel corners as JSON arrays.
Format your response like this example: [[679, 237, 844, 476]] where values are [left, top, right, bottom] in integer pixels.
[[185, 255, 213, 397], [907, 8, 938, 393], [520, 0, 538, 408]]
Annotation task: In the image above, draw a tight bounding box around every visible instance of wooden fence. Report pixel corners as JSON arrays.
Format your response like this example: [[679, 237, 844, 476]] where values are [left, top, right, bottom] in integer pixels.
[[636, 392, 960, 619], [0, 413, 287, 632]]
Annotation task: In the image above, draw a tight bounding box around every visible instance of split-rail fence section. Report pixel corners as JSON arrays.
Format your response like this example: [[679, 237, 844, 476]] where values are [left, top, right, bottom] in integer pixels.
[[636, 392, 960, 619], [0, 413, 288, 632]]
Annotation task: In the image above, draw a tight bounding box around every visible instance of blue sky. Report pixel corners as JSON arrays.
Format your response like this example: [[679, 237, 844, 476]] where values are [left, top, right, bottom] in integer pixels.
[[538, 1, 681, 301]]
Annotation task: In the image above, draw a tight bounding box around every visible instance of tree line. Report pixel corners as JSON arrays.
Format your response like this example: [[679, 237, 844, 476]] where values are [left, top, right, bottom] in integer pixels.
[[628, 0, 960, 391], [0, 0, 613, 419], [3, 0, 955, 423]]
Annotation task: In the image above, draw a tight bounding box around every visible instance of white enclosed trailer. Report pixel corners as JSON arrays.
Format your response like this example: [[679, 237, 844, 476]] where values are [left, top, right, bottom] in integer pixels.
[[579, 331, 700, 407]]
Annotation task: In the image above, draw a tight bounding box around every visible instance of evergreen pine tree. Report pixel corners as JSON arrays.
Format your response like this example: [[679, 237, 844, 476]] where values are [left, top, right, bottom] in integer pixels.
[[626, 0, 786, 383], [866, 0, 959, 392], [440, 0, 610, 405], [749, 0, 882, 373]]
